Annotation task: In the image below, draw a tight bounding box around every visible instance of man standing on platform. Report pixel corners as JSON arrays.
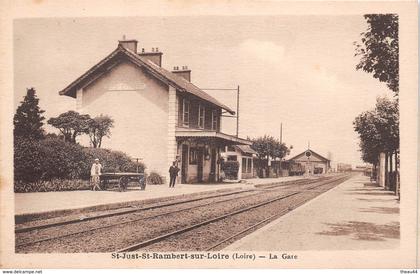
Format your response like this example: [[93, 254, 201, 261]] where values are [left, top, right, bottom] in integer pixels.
[[91, 158, 102, 191], [169, 161, 180, 188]]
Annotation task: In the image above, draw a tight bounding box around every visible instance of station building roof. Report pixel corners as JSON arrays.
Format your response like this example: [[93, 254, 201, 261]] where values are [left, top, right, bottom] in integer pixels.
[[59, 43, 235, 114], [288, 149, 330, 163]]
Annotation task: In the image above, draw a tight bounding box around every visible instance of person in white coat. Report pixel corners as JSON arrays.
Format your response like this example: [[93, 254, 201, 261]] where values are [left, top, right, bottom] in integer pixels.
[[91, 158, 102, 191]]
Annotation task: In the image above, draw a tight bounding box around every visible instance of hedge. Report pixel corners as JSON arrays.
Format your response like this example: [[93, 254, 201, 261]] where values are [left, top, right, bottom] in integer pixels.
[[14, 136, 146, 192], [14, 179, 91, 193], [14, 137, 87, 182], [223, 160, 240, 180], [14, 178, 144, 193], [83, 147, 145, 177]]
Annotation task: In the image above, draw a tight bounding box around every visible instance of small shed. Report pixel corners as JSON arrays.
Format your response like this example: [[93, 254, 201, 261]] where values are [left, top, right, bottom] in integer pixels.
[[222, 145, 257, 180]]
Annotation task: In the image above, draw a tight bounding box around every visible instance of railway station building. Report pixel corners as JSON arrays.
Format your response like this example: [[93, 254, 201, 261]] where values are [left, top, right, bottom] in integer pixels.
[[59, 38, 251, 183], [288, 149, 331, 175]]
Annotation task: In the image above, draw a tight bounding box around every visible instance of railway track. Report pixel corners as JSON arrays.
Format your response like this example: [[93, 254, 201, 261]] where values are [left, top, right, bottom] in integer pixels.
[[16, 186, 276, 247], [15, 174, 351, 253], [15, 176, 318, 233], [16, 176, 330, 248], [117, 174, 351, 252], [205, 177, 346, 250]]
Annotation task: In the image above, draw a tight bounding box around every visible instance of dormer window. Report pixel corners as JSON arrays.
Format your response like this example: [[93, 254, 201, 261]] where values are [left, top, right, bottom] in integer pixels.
[[182, 98, 190, 127], [198, 104, 205, 129]]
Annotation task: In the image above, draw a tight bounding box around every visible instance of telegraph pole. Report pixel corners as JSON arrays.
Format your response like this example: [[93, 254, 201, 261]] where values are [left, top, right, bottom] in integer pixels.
[[236, 85, 240, 137], [280, 123, 283, 144], [200, 86, 240, 137], [279, 123, 283, 176]]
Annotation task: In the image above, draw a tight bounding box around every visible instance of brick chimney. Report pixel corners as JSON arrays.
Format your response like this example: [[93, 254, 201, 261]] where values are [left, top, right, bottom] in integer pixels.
[[118, 39, 138, 53], [138, 47, 163, 67], [172, 66, 191, 82]]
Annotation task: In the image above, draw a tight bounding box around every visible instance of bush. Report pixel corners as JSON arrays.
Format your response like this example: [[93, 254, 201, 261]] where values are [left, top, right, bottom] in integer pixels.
[[14, 136, 88, 182], [40, 137, 88, 180], [14, 136, 146, 191], [146, 172, 165, 185], [83, 147, 146, 176], [223, 161, 240, 180], [14, 137, 44, 183], [14, 179, 90, 193]]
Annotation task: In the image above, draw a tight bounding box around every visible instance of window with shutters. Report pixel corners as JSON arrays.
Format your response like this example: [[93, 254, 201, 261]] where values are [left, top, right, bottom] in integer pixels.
[[198, 104, 205, 129], [182, 99, 190, 127], [211, 110, 218, 131]]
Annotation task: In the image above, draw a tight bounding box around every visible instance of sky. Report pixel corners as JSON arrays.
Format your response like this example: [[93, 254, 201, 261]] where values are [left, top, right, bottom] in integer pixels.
[[14, 16, 394, 167]]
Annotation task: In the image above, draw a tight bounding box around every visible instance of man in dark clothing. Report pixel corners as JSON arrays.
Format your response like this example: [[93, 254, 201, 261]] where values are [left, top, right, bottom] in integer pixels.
[[169, 161, 180, 188]]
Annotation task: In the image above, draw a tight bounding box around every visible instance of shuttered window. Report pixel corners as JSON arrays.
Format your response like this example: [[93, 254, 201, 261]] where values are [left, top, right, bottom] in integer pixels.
[[183, 99, 190, 127], [198, 104, 205, 129], [212, 110, 218, 130]]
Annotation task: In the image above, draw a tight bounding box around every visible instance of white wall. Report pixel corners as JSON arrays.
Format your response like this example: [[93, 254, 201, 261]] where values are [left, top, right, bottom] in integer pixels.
[[78, 61, 169, 177]]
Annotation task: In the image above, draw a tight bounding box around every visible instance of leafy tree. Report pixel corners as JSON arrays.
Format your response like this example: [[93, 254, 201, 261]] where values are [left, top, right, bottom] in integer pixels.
[[251, 135, 291, 176], [47, 110, 91, 143], [354, 14, 399, 95], [251, 135, 290, 160], [354, 110, 382, 165], [13, 88, 45, 139], [353, 96, 399, 175], [88, 115, 114, 148], [375, 97, 399, 152]]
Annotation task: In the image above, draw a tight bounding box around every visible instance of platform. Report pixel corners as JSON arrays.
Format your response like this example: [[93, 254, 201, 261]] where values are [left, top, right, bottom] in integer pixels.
[[14, 175, 305, 215], [225, 174, 400, 251]]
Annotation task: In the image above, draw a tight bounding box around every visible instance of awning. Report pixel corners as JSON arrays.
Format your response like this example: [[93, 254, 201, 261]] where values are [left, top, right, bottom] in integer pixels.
[[176, 129, 252, 146], [235, 145, 257, 155]]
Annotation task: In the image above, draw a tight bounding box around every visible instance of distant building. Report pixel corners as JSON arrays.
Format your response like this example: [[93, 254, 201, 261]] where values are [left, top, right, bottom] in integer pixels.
[[337, 163, 352, 172], [58, 38, 251, 183], [354, 164, 373, 176], [288, 149, 330, 174]]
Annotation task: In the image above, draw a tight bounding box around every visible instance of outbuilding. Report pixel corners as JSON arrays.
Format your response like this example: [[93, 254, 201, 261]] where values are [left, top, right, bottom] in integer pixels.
[[288, 149, 330, 175], [221, 145, 257, 180]]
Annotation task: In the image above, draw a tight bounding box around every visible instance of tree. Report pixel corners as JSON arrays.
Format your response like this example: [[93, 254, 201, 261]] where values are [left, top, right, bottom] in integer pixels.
[[354, 14, 399, 95], [354, 97, 398, 161], [375, 97, 399, 153], [353, 96, 399, 189], [353, 110, 382, 165], [13, 87, 45, 139], [251, 135, 291, 176], [47, 111, 91, 143], [88, 115, 114, 148]]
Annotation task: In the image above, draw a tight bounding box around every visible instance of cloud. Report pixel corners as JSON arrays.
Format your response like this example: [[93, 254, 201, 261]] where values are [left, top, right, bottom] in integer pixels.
[[238, 39, 285, 64]]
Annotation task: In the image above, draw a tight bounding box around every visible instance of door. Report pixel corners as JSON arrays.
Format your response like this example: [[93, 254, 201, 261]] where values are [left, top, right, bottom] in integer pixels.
[[209, 148, 217, 182], [197, 147, 204, 182], [181, 144, 188, 183]]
